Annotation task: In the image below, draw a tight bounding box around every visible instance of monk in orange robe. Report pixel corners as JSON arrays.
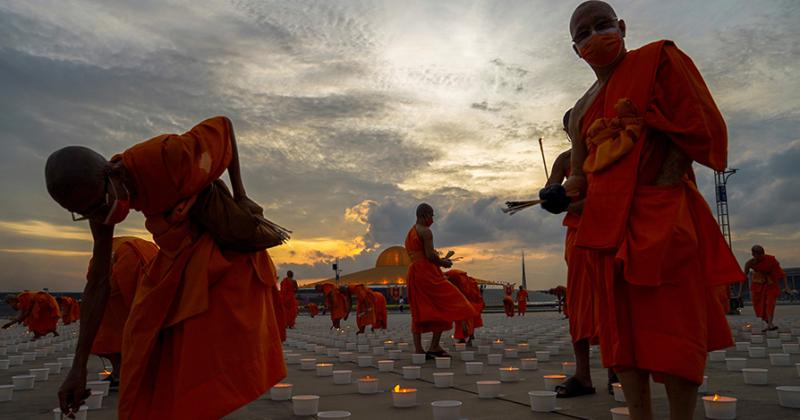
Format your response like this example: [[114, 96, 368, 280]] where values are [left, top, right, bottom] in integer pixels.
[[306, 302, 319, 318], [562, 3, 744, 418], [744, 245, 788, 331], [405, 203, 477, 358], [348, 284, 377, 333], [85, 237, 158, 387], [444, 269, 484, 344], [46, 116, 286, 419], [57, 296, 81, 325], [517, 286, 528, 316], [372, 291, 388, 329], [3, 291, 61, 339], [319, 283, 348, 329], [280, 271, 299, 329], [502, 284, 515, 317]]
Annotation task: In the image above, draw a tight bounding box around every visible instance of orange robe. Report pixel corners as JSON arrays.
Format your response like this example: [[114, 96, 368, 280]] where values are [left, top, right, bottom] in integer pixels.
[[349, 285, 377, 331], [517, 289, 528, 315], [115, 117, 286, 419], [444, 270, 484, 340], [91, 237, 158, 356], [321, 284, 348, 326], [306, 303, 319, 317], [404, 227, 476, 334], [574, 41, 744, 384], [372, 291, 388, 329], [279, 277, 299, 329], [565, 213, 598, 343], [750, 255, 785, 320], [17, 291, 61, 337], [59, 297, 80, 325]]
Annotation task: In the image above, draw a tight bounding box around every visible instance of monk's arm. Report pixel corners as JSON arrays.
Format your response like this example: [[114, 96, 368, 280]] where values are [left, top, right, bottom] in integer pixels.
[[546, 151, 571, 186], [654, 142, 692, 185], [743, 259, 754, 274], [1, 306, 32, 328], [420, 228, 450, 267], [224, 117, 246, 200]]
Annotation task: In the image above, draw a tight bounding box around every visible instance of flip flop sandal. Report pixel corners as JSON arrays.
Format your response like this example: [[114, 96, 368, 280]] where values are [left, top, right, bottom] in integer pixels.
[[555, 376, 596, 399]]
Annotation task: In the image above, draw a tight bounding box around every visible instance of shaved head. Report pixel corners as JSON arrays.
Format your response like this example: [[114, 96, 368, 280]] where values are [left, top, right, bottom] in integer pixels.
[[570, 1, 618, 35], [752, 245, 765, 257], [416, 203, 434, 218], [45, 146, 108, 213]]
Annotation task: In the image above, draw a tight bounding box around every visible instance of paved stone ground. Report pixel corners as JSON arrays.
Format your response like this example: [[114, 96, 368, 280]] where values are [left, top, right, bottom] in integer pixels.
[[2, 306, 800, 419]]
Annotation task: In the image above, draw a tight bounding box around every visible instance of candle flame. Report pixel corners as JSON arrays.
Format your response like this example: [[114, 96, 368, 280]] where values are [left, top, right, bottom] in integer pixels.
[[393, 384, 415, 393], [713, 394, 719, 401], [393, 384, 400, 392]]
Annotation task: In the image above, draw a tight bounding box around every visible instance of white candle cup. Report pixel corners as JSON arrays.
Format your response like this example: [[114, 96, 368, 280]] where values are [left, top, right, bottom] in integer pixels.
[[317, 411, 352, 419], [476, 380, 500, 398], [504, 348, 518, 359], [791, 327, 800, 336], [53, 406, 88, 420], [431, 400, 462, 420], [517, 343, 530, 353], [751, 335, 765, 344], [435, 357, 451, 369], [378, 360, 394, 372], [86, 390, 103, 410], [357, 376, 378, 394], [338, 351, 354, 363], [465, 361, 483, 375], [492, 340, 504, 350], [535, 351, 550, 362], [709, 350, 726, 362], [769, 353, 791, 366], [454, 343, 466, 351], [346, 343, 357, 351], [796, 363, 800, 377], [333, 370, 352, 384], [357, 356, 373, 367], [357, 344, 369, 353], [398, 342, 410, 352], [383, 340, 395, 349], [460, 351, 475, 361], [12, 375, 35, 390], [392, 386, 418, 407], [327, 348, 339, 357], [499, 367, 520, 382], [86, 380, 110, 397], [702, 395, 737, 419], [0, 385, 13, 402], [403, 366, 421, 379], [315, 345, 326, 354], [749, 346, 767, 358], [735, 342, 750, 351], [521, 358, 539, 370], [316, 363, 334, 376], [612, 382, 626, 402], [478, 345, 491, 355], [0, 359, 9, 370], [300, 358, 317, 370], [543, 374, 567, 391], [388, 349, 403, 360], [487, 354, 503, 365], [292, 395, 320, 416], [610, 407, 630, 420], [270, 383, 293, 400], [286, 353, 301, 365], [780, 333, 792, 342], [767, 330, 779, 339], [725, 357, 746, 372], [698, 376, 709, 393], [545, 345, 561, 356], [562, 362, 577, 376], [767, 338, 782, 348], [8, 355, 23, 366], [433, 372, 455, 388], [0, 348, 6, 357], [783, 343, 800, 354], [29, 368, 49, 381], [22, 352, 36, 361], [742, 368, 768, 385], [528, 391, 557, 412], [372, 347, 385, 356], [776, 386, 800, 408]]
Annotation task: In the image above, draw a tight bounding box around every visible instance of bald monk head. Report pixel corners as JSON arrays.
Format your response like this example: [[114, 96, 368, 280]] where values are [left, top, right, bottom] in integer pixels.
[[287, 270, 294, 278], [4, 294, 18, 308], [45, 146, 130, 224], [562, 109, 572, 137], [570, 1, 627, 69], [416, 203, 434, 226], [751, 245, 765, 259]]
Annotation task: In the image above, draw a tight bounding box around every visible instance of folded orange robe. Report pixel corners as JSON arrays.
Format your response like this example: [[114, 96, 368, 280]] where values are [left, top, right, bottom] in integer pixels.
[[564, 213, 598, 344], [517, 289, 528, 315], [405, 227, 476, 334], [115, 117, 286, 419], [306, 303, 319, 317], [575, 41, 744, 385], [372, 291, 387, 329], [17, 291, 61, 337], [279, 277, 299, 329], [750, 255, 785, 320], [91, 237, 158, 356], [348, 284, 376, 331], [321, 284, 348, 325], [445, 270, 484, 340]]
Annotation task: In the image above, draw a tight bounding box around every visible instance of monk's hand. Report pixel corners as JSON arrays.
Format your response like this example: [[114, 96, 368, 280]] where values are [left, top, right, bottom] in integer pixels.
[[539, 184, 570, 214], [1, 321, 13, 329], [237, 196, 264, 217], [563, 174, 586, 198], [441, 258, 453, 268], [59, 367, 90, 418]]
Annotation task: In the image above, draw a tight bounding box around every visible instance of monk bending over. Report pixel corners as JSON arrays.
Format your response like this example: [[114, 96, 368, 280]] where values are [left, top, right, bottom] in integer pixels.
[[280, 271, 299, 329], [47, 116, 286, 419], [372, 290, 388, 330], [306, 302, 319, 318], [444, 269, 484, 346], [349, 284, 377, 334], [319, 283, 349, 329], [57, 296, 81, 325], [405, 203, 476, 358], [744, 245, 788, 332], [562, 3, 743, 418], [3, 291, 61, 339]]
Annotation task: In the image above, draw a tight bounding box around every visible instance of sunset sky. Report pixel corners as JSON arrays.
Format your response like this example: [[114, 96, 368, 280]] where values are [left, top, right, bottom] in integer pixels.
[[1, 0, 798, 292]]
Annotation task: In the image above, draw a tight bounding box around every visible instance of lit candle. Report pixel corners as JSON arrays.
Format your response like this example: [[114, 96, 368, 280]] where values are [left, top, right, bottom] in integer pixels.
[[357, 376, 378, 394], [499, 367, 520, 382], [702, 394, 737, 419], [543, 374, 567, 391], [391, 384, 418, 407], [561, 362, 576, 376], [492, 339, 504, 349], [521, 358, 538, 370], [269, 383, 293, 401], [316, 363, 334, 377]]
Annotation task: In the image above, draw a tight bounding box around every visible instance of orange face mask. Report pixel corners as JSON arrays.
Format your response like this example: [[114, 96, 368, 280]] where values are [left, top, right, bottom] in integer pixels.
[[579, 32, 623, 68]]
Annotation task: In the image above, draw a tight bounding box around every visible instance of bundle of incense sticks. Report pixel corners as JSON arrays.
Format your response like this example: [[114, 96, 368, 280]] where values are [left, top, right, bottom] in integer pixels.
[[502, 199, 544, 215]]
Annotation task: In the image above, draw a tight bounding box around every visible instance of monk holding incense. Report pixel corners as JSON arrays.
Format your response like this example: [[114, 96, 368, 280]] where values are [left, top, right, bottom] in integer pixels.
[[562, 2, 744, 418], [319, 283, 348, 329], [372, 290, 388, 330], [46, 117, 286, 419], [502, 283, 515, 317], [405, 203, 476, 358], [744, 245, 788, 332], [57, 296, 81, 325], [3, 291, 61, 339], [280, 271, 299, 329], [444, 269, 484, 345], [517, 286, 528, 316]]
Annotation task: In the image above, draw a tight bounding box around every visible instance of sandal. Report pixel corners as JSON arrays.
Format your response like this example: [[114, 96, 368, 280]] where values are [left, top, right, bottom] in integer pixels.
[[426, 350, 451, 358], [555, 376, 596, 399]]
